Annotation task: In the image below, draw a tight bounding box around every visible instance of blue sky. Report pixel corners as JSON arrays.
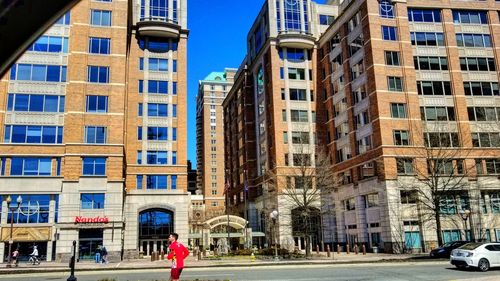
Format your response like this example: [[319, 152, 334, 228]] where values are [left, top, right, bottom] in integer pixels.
[[186, 0, 328, 167]]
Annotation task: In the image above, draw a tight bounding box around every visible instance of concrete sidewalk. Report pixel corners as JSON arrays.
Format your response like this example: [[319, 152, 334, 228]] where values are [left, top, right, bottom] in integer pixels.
[[0, 253, 439, 275]]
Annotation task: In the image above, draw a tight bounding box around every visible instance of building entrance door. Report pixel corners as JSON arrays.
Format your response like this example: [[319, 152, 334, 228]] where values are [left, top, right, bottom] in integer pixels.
[[140, 239, 168, 256], [138, 208, 174, 256]]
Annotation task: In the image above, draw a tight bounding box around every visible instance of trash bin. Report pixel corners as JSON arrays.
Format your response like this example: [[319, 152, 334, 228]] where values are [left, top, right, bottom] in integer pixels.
[[373, 247, 378, 254]]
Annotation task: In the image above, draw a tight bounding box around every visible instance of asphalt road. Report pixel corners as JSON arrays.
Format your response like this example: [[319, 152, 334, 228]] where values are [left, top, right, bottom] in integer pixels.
[[1, 262, 499, 281]]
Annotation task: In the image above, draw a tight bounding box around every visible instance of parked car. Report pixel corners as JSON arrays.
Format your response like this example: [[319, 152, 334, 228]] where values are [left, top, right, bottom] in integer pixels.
[[450, 242, 500, 272], [430, 241, 469, 258]]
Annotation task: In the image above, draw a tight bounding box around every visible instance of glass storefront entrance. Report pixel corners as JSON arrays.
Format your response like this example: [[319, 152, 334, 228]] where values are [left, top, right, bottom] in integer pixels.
[[78, 229, 103, 260], [3, 241, 47, 262]]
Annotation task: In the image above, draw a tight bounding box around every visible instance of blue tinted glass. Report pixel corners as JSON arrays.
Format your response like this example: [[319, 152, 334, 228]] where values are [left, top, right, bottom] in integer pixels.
[[57, 127, 63, 143], [91, 11, 100, 25], [139, 58, 144, 70], [61, 66, 67, 82], [172, 127, 177, 140], [148, 40, 168, 52], [172, 105, 177, 117], [137, 175, 143, 189], [159, 59, 167, 71], [173, 60, 177, 72], [83, 158, 94, 175], [96, 127, 106, 143], [23, 158, 39, 175], [172, 151, 177, 164], [149, 59, 158, 71], [158, 152, 167, 164], [14, 94, 30, 111], [63, 38, 69, 53], [171, 175, 177, 189], [10, 65, 16, 80], [139, 80, 144, 93], [138, 127, 142, 140], [59, 96, 65, 112], [17, 64, 31, 80], [172, 82, 177, 94], [7, 94, 13, 111], [159, 127, 168, 140], [98, 67, 108, 83], [90, 38, 99, 53], [102, 11, 111, 26], [87, 96, 96, 111], [44, 96, 58, 112], [101, 38, 110, 54], [39, 158, 51, 175], [15, 94, 29, 111], [97, 96, 107, 112], [32, 65, 46, 81], [46, 66, 61, 82], [12, 125, 26, 142], [88, 66, 98, 82], [147, 127, 156, 140], [86, 127, 96, 143], [158, 104, 167, 116], [26, 126, 42, 143], [29, 95, 44, 111], [158, 176, 167, 189], [94, 158, 106, 175], [138, 103, 143, 116], [159, 81, 167, 93], [48, 37, 63, 52], [34, 36, 49, 52], [42, 126, 56, 143], [10, 158, 23, 175], [148, 104, 157, 116], [4, 126, 11, 142], [148, 81, 157, 93], [147, 151, 157, 164]]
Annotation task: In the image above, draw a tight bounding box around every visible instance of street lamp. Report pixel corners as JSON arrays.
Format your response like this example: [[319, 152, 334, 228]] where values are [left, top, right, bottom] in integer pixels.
[[460, 209, 472, 242], [270, 210, 279, 261], [6, 195, 22, 268]]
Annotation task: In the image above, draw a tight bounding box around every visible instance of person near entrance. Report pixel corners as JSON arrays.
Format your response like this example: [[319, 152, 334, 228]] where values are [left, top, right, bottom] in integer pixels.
[[12, 248, 19, 267], [101, 246, 108, 264], [167, 233, 189, 281]]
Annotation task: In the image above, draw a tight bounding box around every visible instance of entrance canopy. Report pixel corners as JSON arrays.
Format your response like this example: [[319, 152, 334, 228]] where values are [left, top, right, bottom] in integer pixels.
[[204, 215, 247, 230]]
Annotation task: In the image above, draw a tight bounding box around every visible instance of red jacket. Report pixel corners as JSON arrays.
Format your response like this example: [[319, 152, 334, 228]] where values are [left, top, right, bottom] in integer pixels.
[[167, 241, 189, 268]]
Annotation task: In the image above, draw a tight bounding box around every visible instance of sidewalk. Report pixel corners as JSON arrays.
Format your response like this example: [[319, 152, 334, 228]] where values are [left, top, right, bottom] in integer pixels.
[[0, 253, 441, 275]]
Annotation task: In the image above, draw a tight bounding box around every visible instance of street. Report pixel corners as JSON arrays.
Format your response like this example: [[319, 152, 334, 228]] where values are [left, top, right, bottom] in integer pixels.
[[1, 262, 499, 281]]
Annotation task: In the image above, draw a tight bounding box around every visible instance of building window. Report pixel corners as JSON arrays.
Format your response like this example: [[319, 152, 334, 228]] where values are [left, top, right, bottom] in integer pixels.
[[464, 82, 499, 96], [385, 51, 400, 66], [379, 0, 394, 19], [138, 103, 143, 117], [211, 201, 218, 207], [452, 10, 488, 24], [10, 64, 67, 82], [147, 151, 168, 164], [82, 157, 106, 176], [391, 103, 407, 118], [365, 194, 379, 208], [471, 133, 500, 147], [410, 32, 445, 46], [393, 130, 410, 146], [289, 89, 307, 101], [416, 81, 452, 95], [148, 103, 168, 117], [10, 158, 52, 176], [387, 77, 403, 91], [382, 26, 397, 41], [137, 127, 143, 140], [90, 10, 112, 26], [424, 132, 460, 147], [4, 125, 63, 144], [28, 36, 69, 53], [319, 14, 335, 25], [400, 190, 417, 204], [84, 126, 107, 144], [81, 193, 105, 209], [414, 56, 448, 70], [86, 96, 108, 113], [171, 175, 177, 189], [456, 34, 492, 48], [55, 11, 71, 25], [137, 151, 142, 164], [408, 9, 441, 22], [420, 106, 456, 121], [7, 94, 65, 113], [145, 175, 167, 189], [89, 37, 110, 54], [87, 66, 110, 83], [147, 127, 168, 140], [397, 158, 414, 175], [290, 110, 308, 122], [137, 175, 143, 189], [140, 58, 168, 71], [460, 57, 496, 72], [147, 80, 168, 94]]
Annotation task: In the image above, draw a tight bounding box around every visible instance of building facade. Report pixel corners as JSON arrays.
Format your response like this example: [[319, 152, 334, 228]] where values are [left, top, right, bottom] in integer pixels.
[[0, 0, 189, 262], [317, 0, 500, 252], [196, 69, 236, 218], [223, 0, 337, 250]]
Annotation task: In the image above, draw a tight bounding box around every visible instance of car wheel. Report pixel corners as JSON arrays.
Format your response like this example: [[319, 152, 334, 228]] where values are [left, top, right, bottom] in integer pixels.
[[478, 258, 490, 272]]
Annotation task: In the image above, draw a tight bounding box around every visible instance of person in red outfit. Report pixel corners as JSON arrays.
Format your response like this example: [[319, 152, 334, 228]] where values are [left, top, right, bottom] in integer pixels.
[[167, 233, 190, 281]]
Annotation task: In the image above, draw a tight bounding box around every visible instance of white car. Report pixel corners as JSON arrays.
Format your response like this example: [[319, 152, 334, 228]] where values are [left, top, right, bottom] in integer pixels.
[[450, 242, 500, 272]]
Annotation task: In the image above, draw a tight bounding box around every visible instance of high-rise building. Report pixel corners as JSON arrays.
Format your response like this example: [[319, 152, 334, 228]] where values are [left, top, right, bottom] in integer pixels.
[[0, 0, 188, 262], [316, 0, 500, 252], [196, 69, 236, 219], [223, 0, 337, 249]]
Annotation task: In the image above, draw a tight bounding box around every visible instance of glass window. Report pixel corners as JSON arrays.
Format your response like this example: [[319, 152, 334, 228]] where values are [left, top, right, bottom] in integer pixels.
[[147, 127, 168, 140], [91, 10, 112, 26], [10, 158, 52, 176], [453, 10, 488, 24], [4, 125, 62, 144], [382, 26, 397, 41], [89, 37, 110, 54], [408, 9, 441, 22], [55, 11, 71, 25], [379, 1, 394, 19], [388, 77, 403, 91], [385, 51, 400, 66], [145, 175, 168, 189], [86, 95, 108, 113], [87, 66, 109, 83], [85, 126, 107, 144], [82, 157, 106, 176], [147, 151, 168, 165], [81, 193, 105, 209], [10, 64, 66, 82], [147, 80, 168, 94]]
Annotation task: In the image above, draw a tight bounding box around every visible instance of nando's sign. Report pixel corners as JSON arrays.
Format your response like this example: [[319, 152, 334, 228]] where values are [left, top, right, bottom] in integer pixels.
[[74, 216, 109, 224]]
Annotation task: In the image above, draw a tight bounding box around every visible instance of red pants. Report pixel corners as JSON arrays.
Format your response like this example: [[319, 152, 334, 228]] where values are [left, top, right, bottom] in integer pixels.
[[171, 268, 183, 279]]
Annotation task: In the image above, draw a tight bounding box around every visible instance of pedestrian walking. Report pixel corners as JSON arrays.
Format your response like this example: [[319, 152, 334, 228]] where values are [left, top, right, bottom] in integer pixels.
[[102, 246, 108, 264], [12, 248, 19, 267], [167, 233, 190, 281]]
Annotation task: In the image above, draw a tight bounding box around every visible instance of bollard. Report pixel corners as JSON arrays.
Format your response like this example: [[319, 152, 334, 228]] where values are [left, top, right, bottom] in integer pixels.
[[362, 245, 366, 255], [161, 250, 165, 260], [346, 244, 350, 254], [326, 245, 331, 258], [197, 250, 201, 261], [67, 240, 77, 281], [354, 245, 359, 255], [316, 245, 320, 255], [337, 244, 340, 255]]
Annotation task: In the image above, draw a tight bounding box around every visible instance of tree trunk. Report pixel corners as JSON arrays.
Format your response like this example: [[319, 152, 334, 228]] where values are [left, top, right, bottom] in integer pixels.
[[435, 210, 443, 247]]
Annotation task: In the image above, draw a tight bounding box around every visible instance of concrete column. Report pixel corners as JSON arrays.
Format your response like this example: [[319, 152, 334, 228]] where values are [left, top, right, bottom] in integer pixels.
[[1, 200, 7, 224], [0, 242, 5, 263], [299, 0, 306, 33], [46, 241, 53, 262]]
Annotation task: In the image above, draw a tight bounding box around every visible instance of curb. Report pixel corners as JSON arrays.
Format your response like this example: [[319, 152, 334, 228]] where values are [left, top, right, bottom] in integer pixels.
[[0, 258, 449, 275]]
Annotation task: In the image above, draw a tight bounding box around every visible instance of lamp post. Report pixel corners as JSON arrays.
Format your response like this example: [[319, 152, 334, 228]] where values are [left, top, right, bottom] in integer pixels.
[[460, 209, 472, 242], [6, 195, 22, 268], [270, 210, 279, 261]]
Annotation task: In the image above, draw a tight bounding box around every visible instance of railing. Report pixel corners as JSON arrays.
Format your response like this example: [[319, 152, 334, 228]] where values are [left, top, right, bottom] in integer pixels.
[[139, 16, 178, 25]]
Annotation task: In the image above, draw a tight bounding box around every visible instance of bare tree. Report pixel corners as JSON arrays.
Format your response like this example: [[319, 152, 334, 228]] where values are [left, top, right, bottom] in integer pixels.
[[397, 122, 475, 247], [265, 143, 339, 257]]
